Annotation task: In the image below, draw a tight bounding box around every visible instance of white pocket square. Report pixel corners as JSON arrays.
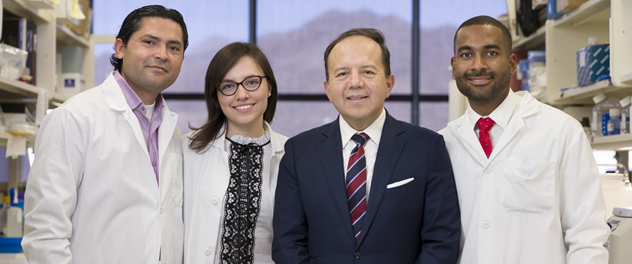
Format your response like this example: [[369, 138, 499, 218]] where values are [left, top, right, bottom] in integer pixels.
[[386, 177, 414, 189]]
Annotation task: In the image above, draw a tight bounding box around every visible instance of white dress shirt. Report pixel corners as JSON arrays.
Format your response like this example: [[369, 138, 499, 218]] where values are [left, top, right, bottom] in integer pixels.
[[468, 90, 521, 147], [339, 108, 386, 200]]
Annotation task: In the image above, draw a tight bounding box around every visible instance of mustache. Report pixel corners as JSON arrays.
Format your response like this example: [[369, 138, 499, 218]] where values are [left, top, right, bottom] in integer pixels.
[[147, 61, 169, 70], [463, 72, 494, 79]]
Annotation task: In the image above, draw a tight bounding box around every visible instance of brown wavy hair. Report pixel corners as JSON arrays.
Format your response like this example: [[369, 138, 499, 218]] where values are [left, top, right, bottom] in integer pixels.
[[187, 42, 278, 153]]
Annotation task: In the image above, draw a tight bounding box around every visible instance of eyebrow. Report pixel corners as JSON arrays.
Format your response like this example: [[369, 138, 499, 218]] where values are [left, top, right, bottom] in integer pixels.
[[334, 65, 378, 72], [457, 44, 502, 53], [143, 34, 182, 47], [221, 74, 261, 82]]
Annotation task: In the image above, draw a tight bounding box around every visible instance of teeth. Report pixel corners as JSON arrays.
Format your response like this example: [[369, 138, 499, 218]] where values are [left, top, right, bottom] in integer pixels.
[[235, 104, 253, 110]]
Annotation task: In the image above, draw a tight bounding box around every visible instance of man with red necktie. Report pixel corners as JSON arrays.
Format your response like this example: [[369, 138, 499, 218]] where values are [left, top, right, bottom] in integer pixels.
[[440, 15, 609, 264], [272, 28, 461, 264]]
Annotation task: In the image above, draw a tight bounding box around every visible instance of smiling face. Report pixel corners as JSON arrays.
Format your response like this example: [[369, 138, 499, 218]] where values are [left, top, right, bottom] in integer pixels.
[[451, 24, 516, 116], [218, 55, 270, 138], [115, 17, 184, 104], [324, 36, 394, 131]]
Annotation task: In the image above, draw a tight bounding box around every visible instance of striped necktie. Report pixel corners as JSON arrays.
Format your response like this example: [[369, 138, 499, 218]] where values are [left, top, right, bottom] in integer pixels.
[[346, 133, 369, 243]]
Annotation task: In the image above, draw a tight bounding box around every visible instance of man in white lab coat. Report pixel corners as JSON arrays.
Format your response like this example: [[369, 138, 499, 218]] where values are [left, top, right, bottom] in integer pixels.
[[439, 15, 610, 263], [22, 5, 188, 264]]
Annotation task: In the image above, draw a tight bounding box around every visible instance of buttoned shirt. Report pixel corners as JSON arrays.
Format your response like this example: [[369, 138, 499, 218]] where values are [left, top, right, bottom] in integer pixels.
[[339, 108, 386, 201], [114, 71, 164, 184], [467, 90, 521, 147]]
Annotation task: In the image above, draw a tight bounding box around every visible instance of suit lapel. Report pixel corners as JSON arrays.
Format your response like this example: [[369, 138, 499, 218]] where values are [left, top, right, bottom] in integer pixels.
[[357, 114, 405, 247], [317, 119, 355, 240]]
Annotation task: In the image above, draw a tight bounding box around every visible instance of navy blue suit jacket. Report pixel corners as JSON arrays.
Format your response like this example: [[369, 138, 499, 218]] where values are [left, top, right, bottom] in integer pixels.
[[272, 113, 460, 264]]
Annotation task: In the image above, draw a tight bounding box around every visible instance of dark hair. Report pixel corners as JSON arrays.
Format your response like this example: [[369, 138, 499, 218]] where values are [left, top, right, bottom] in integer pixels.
[[110, 5, 189, 72], [453, 15, 512, 56], [323, 28, 391, 81], [188, 42, 278, 153]]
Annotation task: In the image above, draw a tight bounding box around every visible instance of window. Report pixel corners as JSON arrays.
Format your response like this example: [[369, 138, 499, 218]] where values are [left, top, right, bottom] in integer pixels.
[[93, 0, 249, 133], [92, 0, 508, 136]]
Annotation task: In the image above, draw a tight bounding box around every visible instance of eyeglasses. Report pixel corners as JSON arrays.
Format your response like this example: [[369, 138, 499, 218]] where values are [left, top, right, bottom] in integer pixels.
[[216, 75, 267, 96]]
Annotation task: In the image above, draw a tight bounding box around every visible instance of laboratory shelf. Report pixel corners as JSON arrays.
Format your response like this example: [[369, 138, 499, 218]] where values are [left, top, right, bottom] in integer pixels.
[[56, 25, 90, 48], [512, 25, 545, 51], [0, 76, 68, 107], [533, 0, 547, 9], [0, 131, 11, 147], [2, 0, 54, 25], [554, 0, 610, 27], [23, 0, 54, 9], [0, 253, 27, 264], [52, 93, 70, 103], [552, 80, 632, 105], [590, 133, 632, 150], [0, 76, 39, 98], [621, 73, 632, 85]]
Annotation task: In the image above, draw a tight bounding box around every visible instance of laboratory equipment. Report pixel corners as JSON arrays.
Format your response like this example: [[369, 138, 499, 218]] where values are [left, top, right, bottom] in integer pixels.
[[606, 207, 632, 264]]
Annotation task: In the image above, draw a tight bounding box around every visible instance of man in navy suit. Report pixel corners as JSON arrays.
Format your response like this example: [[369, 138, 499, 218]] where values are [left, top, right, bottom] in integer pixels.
[[272, 28, 461, 264]]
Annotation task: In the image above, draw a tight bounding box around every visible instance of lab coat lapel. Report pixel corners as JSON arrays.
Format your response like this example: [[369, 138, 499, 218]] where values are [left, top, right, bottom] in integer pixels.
[[158, 102, 178, 170], [102, 73, 150, 160], [455, 115, 487, 166], [357, 113, 404, 248], [267, 123, 285, 201], [158, 102, 178, 203], [317, 119, 355, 241], [488, 92, 539, 162]]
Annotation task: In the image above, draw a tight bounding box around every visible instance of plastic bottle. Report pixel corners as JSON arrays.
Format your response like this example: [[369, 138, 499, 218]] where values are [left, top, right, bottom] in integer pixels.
[[620, 96, 631, 134], [0, 196, 10, 236], [608, 108, 621, 135], [581, 117, 591, 137], [5, 188, 22, 237], [592, 93, 622, 136]]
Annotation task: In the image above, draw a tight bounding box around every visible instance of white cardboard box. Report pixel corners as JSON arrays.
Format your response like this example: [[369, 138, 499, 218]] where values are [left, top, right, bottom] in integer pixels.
[[61, 73, 85, 97]]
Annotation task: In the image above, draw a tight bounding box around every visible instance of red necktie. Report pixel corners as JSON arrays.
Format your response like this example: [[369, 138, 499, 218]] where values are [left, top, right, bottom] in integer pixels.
[[346, 133, 369, 243], [477, 118, 494, 158]]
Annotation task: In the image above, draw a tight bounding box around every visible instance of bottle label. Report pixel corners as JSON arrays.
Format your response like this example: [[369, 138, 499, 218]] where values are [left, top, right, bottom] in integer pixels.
[[602, 113, 610, 136], [608, 121, 615, 134]]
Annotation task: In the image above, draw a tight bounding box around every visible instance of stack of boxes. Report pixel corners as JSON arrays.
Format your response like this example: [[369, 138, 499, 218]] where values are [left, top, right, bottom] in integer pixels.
[[576, 42, 610, 87]]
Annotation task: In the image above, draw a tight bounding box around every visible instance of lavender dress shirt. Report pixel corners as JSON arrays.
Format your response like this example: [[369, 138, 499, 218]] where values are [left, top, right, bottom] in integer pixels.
[[113, 71, 164, 184]]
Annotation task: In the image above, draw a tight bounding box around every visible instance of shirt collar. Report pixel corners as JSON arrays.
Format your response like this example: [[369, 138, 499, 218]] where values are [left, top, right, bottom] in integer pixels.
[[339, 108, 386, 148], [113, 70, 164, 111], [466, 88, 520, 131]]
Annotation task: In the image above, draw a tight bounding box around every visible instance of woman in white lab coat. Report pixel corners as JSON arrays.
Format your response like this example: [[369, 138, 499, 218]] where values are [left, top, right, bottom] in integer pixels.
[[182, 42, 287, 264]]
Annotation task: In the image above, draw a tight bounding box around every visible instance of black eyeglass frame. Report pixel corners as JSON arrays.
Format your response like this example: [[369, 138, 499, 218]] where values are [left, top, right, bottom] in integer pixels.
[[216, 75, 267, 96]]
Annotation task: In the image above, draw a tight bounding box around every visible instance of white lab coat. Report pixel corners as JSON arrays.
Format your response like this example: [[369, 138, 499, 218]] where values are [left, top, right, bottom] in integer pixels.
[[439, 91, 610, 264], [182, 123, 287, 264], [22, 73, 184, 264]]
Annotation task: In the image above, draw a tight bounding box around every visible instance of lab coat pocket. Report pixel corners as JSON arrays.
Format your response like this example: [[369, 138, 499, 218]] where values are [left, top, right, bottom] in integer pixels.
[[499, 159, 555, 213]]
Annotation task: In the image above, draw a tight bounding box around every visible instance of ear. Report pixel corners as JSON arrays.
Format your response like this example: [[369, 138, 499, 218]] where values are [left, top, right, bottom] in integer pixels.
[[324, 80, 333, 102], [508, 53, 518, 76], [385, 74, 395, 98], [451, 57, 456, 80], [114, 38, 125, 59]]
